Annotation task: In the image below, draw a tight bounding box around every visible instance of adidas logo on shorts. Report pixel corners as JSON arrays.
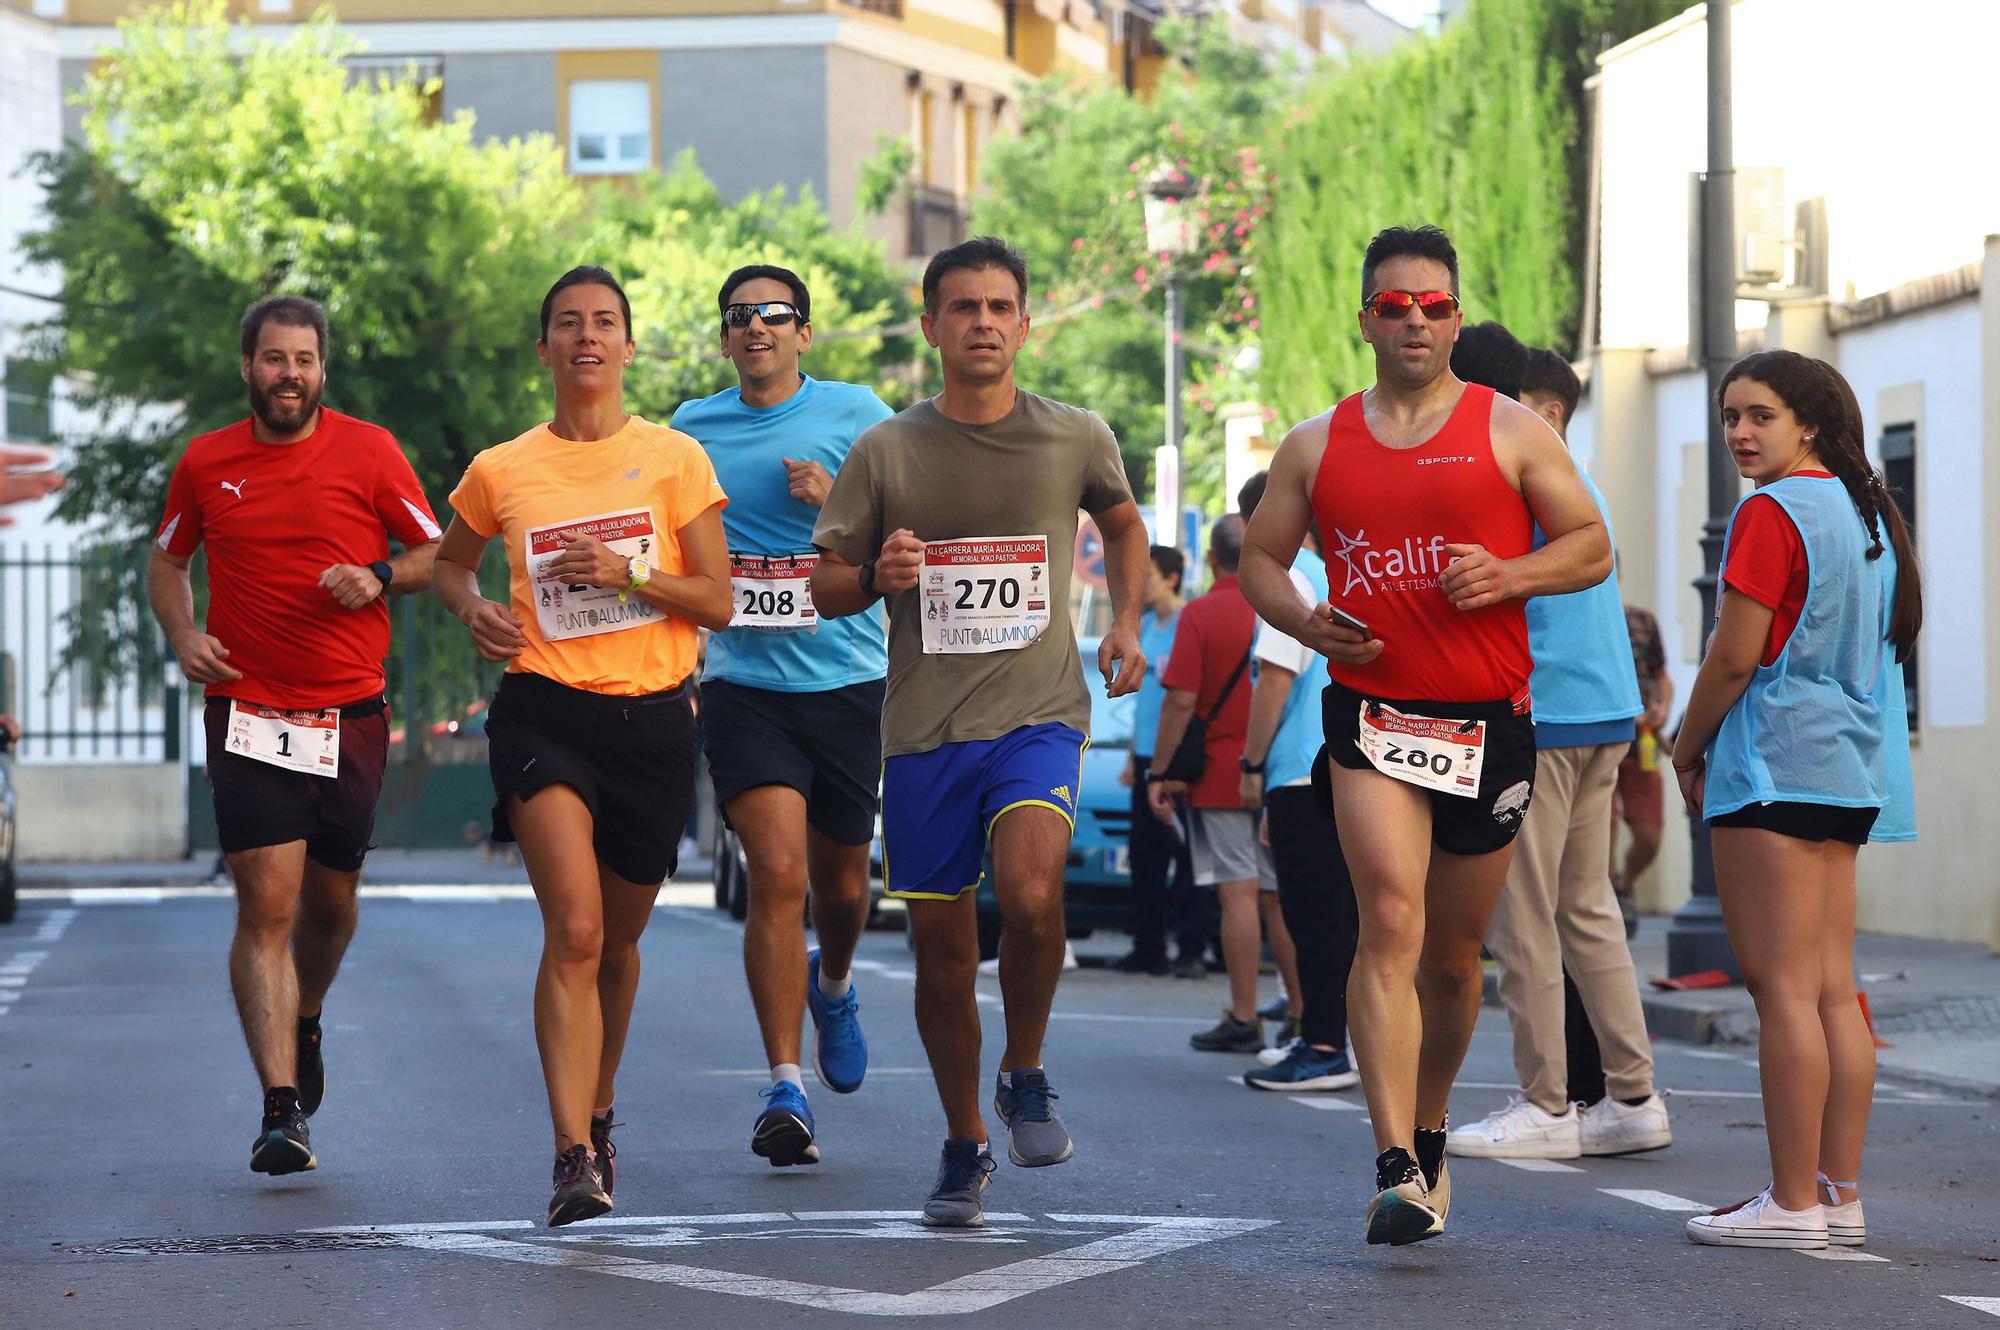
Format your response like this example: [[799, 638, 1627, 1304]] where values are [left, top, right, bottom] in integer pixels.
[[1050, 784, 1073, 806]]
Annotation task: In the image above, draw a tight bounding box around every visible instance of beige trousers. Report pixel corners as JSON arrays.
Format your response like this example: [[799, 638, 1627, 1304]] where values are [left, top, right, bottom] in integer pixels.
[[1486, 741, 1655, 1111]]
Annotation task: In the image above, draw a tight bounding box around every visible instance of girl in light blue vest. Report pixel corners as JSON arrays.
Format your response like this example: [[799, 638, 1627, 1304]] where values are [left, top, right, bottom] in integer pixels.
[[1671, 351, 1923, 1253]]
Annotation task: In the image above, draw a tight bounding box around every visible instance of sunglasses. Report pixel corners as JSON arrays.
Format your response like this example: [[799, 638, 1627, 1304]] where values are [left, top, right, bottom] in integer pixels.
[[723, 301, 803, 328], [1363, 289, 1461, 320]]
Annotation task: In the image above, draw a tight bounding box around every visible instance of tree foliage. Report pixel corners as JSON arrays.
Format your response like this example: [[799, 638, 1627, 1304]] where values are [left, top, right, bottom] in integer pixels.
[[969, 19, 1286, 513], [1257, 0, 1688, 428]]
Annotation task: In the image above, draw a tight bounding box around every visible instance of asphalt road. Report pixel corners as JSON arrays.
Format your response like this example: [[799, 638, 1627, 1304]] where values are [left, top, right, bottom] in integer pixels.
[[3, 889, 1997, 1329]]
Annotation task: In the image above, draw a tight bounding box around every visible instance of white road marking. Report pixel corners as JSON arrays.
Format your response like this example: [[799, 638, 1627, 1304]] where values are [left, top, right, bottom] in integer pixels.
[[700, 1068, 935, 1078], [374, 1213, 1277, 1316], [67, 888, 163, 904], [1288, 1097, 1365, 1112], [1675, 1049, 1739, 1060], [1944, 1297, 2000, 1316], [1492, 1159, 1585, 1173], [1800, 1248, 1888, 1263], [0, 975, 26, 987], [1601, 1189, 1710, 1212]]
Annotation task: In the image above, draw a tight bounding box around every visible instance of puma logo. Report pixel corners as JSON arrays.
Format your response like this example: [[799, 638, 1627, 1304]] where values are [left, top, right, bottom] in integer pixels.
[[219, 478, 248, 499]]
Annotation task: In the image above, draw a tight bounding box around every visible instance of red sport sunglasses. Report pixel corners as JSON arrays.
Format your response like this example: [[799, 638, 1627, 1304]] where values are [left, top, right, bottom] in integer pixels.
[[1363, 289, 1461, 320]]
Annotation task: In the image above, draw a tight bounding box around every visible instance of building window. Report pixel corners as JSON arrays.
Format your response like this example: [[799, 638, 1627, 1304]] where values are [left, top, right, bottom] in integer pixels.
[[1880, 421, 1917, 732], [569, 80, 650, 176], [3, 359, 54, 444]]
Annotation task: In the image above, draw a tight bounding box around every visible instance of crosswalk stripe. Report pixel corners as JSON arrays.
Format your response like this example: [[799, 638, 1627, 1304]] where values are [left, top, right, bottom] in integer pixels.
[[1800, 1248, 1888, 1262], [1493, 1158, 1584, 1173], [1600, 1189, 1708, 1212], [1943, 1297, 2000, 1315]]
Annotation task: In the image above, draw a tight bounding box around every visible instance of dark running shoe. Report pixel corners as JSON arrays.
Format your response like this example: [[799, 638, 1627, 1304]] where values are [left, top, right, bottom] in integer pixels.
[[548, 1144, 612, 1227], [297, 1015, 324, 1119], [591, 1107, 621, 1196], [1109, 949, 1171, 976], [993, 1068, 1074, 1167], [1190, 1011, 1263, 1053], [1366, 1146, 1441, 1246], [249, 1088, 316, 1176], [922, 1139, 997, 1228]]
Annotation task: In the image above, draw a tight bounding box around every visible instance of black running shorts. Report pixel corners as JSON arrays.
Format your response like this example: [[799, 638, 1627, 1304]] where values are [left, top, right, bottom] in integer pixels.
[[485, 670, 697, 885], [1709, 800, 1878, 845], [203, 696, 389, 872], [699, 678, 884, 847], [1317, 680, 1537, 857]]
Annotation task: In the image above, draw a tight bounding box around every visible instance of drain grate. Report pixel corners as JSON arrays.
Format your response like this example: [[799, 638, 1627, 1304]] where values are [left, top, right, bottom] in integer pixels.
[[82, 1232, 408, 1256]]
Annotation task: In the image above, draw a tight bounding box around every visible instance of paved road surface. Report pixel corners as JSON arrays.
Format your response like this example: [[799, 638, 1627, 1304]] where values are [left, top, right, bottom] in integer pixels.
[[3, 890, 1996, 1328]]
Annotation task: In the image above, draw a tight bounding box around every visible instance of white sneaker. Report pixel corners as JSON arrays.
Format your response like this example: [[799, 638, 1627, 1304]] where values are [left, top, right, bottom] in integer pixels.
[[1820, 1175, 1865, 1247], [1444, 1095, 1582, 1159], [1578, 1093, 1673, 1155], [1686, 1187, 1828, 1249]]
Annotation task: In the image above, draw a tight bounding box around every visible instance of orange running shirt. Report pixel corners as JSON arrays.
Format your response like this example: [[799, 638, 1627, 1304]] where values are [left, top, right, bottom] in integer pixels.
[[449, 416, 727, 697], [1310, 384, 1534, 705]]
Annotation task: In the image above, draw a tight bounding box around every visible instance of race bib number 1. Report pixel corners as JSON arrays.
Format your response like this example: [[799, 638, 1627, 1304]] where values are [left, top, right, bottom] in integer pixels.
[[921, 535, 1051, 655], [526, 509, 660, 642], [730, 552, 818, 632], [226, 701, 339, 779], [1356, 701, 1484, 799]]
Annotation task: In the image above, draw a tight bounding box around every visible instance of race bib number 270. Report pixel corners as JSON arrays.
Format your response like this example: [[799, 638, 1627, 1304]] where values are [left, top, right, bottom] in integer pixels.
[[920, 535, 1051, 655]]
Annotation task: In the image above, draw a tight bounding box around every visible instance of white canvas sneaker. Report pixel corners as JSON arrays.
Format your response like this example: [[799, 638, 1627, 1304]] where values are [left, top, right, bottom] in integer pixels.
[[1686, 1187, 1828, 1249], [1578, 1093, 1674, 1155], [1820, 1174, 1866, 1247], [1444, 1095, 1582, 1159]]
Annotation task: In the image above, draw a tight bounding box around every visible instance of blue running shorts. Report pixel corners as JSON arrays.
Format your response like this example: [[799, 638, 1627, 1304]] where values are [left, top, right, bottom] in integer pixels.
[[881, 722, 1087, 900]]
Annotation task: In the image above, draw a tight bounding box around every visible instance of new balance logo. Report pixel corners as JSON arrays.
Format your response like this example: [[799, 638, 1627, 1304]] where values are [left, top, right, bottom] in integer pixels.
[[219, 478, 248, 499], [1050, 785, 1073, 806]]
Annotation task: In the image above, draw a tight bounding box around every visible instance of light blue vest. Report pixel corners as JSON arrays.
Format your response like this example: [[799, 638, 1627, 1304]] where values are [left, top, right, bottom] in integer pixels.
[[1525, 472, 1642, 741], [1704, 476, 1915, 842], [1260, 550, 1331, 789]]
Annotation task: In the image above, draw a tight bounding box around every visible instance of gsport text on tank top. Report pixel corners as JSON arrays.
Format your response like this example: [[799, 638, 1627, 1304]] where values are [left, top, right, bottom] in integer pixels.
[[1310, 383, 1533, 705]]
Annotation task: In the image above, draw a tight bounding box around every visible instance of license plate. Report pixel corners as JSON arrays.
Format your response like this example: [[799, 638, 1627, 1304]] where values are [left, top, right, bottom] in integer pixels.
[[1105, 845, 1130, 876]]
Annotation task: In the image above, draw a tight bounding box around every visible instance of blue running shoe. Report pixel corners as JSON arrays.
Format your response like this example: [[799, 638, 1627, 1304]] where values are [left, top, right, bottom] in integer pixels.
[[806, 948, 868, 1094], [1243, 1043, 1361, 1092], [752, 1081, 820, 1167]]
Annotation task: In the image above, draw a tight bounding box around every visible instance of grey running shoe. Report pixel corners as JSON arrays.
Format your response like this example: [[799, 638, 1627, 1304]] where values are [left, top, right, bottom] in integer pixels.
[[1190, 1011, 1263, 1053], [993, 1069, 1074, 1167], [922, 1139, 997, 1228], [548, 1144, 612, 1228]]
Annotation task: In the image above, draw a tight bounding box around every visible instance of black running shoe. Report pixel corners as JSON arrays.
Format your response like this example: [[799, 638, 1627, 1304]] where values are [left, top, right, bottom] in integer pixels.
[[249, 1087, 316, 1176], [548, 1144, 612, 1227], [297, 1015, 324, 1119], [591, 1108, 620, 1196]]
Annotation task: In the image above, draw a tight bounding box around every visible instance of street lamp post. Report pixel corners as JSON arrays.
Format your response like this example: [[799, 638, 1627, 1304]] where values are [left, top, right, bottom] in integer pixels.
[[1667, 0, 1742, 979], [1144, 164, 1197, 552]]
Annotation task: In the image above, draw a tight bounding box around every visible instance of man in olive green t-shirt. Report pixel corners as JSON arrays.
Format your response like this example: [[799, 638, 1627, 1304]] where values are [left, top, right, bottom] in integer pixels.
[[812, 236, 1149, 1227]]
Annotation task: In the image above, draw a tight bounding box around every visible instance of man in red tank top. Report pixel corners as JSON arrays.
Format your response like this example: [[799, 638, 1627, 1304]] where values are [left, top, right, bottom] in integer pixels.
[[1239, 226, 1612, 1247]]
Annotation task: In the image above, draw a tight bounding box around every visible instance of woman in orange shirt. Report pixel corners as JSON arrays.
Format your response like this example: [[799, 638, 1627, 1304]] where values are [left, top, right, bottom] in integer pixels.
[[434, 265, 732, 1226]]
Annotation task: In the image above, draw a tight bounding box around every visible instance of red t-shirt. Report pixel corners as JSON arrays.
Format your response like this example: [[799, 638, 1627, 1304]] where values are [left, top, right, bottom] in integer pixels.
[[156, 409, 442, 709], [1160, 573, 1256, 809], [1721, 470, 1830, 666]]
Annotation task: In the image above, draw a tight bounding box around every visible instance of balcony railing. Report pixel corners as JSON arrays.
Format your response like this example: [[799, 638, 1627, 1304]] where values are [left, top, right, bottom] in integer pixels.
[[907, 184, 968, 259]]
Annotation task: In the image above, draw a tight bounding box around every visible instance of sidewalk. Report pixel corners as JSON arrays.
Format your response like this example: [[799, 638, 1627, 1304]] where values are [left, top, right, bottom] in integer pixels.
[[20, 846, 714, 890], [1481, 915, 2000, 1099]]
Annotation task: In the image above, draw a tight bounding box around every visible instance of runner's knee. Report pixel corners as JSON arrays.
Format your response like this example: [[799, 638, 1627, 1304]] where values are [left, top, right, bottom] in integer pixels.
[[543, 912, 605, 967]]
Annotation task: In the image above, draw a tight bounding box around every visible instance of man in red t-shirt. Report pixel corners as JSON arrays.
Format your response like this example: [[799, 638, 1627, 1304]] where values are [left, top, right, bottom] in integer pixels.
[[1149, 515, 1288, 1053], [147, 296, 440, 1178]]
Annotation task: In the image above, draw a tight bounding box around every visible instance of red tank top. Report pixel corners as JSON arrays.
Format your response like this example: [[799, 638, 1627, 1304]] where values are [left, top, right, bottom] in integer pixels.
[[1310, 383, 1534, 705]]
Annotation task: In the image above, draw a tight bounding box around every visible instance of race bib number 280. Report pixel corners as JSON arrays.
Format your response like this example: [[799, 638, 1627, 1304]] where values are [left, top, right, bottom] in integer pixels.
[[1356, 701, 1484, 799], [920, 535, 1051, 655]]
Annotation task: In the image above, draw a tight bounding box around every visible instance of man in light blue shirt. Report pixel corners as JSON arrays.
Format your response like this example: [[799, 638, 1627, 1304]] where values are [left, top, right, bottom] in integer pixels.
[[671, 264, 893, 1169]]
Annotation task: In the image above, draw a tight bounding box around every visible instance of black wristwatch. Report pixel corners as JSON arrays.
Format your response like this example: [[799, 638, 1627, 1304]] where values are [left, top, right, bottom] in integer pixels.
[[368, 559, 394, 588], [1238, 756, 1266, 775], [857, 558, 880, 601]]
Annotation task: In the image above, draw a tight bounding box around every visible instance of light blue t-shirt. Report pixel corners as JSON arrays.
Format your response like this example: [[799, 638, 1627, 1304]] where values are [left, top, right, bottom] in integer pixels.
[[1525, 471, 1642, 749], [1133, 606, 1181, 760], [672, 374, 892, 692], [1260, 550, 1331, 789]]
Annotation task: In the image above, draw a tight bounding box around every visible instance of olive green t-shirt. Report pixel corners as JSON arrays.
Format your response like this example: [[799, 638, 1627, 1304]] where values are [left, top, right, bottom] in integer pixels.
[[812, 390, 1134, 757]]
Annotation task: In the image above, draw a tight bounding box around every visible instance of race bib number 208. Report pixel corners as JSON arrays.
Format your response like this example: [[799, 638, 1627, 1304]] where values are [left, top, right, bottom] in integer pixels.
[[920, 535, 1051, 655]]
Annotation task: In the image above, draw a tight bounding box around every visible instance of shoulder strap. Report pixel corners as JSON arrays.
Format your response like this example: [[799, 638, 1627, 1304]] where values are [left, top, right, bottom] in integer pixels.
[[1205, 647, 1252, 723]]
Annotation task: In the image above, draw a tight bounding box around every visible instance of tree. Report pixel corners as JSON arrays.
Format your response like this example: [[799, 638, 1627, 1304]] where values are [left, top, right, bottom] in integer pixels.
[[969, 19, 1287, 515], [1257, 0, 1688, 428]]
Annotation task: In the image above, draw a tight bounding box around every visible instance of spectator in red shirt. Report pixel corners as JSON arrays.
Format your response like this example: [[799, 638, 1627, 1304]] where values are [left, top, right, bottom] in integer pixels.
[[147, 295, 441, 1181], [1149, 514, 1298, 1053]]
